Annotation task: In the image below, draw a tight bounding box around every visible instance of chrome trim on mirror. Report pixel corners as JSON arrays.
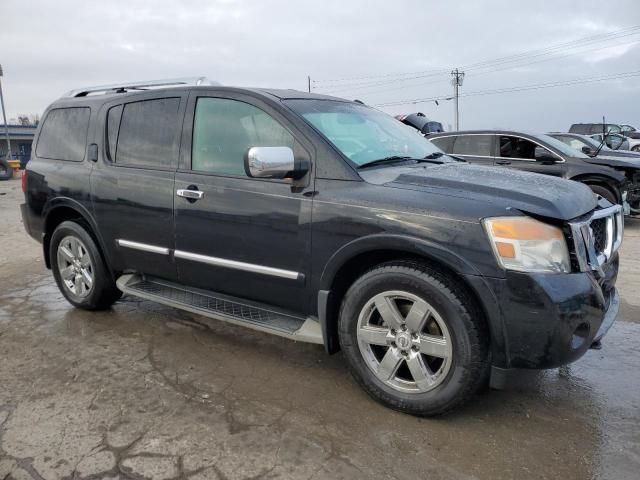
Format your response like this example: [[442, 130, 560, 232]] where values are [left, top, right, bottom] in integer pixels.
[[245, 146, 295, 178], [116, 239, 170, 255], [174, 250, 300, 280]]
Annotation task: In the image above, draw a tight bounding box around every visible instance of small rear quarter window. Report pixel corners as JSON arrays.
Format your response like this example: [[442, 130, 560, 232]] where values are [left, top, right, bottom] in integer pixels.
[[36, 107, 91, 161], [429, 136, 455, 153]]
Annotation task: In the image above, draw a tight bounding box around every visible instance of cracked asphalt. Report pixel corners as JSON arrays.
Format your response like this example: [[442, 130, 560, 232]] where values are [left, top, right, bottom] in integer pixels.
[[1, 177, 639, 480]]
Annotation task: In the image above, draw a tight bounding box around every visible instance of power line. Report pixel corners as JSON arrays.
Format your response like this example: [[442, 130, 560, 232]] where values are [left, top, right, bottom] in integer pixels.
[[373, 70, 640, 107], [321, 35, 640, 99], [313, 24, 640, 94], [462, 25, 640, 71]]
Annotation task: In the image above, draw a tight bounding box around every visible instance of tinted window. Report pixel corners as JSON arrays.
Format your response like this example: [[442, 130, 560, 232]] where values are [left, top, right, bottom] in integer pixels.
[[36, 107, 90, 161], [192, 97, 294, 175], [106, 104, 123, 161], [430, 136, 455, 152], [452, 135, 493, 156], [115, 98, 181, 168], [498, 136, 538, 159]]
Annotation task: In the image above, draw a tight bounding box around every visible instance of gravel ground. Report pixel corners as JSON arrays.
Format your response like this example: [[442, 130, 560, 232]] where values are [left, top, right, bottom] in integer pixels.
[[1, 177, 639, 480]]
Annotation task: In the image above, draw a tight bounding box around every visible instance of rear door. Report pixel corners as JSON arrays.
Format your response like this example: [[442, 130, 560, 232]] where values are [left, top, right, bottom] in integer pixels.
[[90, 93, 187, 280], [173, 91, 314, 314], [449, 134, 495, 166]]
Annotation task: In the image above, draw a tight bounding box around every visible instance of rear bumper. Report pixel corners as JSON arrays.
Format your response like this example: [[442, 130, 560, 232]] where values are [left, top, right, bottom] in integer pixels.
[[466, 257, 618, 370]]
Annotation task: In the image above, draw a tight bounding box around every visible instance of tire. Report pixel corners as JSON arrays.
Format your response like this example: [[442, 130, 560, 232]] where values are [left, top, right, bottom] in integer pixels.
[[50, 221, 122, 310], [0, 160, 12, 181], [587, 184, 618, 205], [631, 145, 640, 152], [338, 261, 489, 416]]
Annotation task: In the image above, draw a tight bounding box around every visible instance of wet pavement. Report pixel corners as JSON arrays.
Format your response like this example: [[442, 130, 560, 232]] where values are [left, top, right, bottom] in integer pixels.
[[1, 178, 639, 480]]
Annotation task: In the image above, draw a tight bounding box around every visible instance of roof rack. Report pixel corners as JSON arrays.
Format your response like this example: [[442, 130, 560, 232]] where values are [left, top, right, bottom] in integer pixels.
[[63, 76, 220, 98]]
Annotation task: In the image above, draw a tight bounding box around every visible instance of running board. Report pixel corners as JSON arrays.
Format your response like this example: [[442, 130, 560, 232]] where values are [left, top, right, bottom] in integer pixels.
[[116, 274, 323, 345]]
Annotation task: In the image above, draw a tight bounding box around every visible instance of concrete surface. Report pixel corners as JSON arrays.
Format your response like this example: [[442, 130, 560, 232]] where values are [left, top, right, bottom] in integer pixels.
[[1, 177, 639, 480]]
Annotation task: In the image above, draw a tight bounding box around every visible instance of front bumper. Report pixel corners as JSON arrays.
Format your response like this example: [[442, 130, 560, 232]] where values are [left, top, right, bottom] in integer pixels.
[[466, 256, 619, 370]]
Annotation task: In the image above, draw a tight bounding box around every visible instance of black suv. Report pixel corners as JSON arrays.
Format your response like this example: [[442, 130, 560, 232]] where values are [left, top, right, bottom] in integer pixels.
[[21, 81, 622, 416], [427, 130, 628, 206]]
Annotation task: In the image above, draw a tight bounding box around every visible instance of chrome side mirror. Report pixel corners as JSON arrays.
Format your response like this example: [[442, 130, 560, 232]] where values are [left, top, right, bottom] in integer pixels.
[[244, 146, 298, 179]]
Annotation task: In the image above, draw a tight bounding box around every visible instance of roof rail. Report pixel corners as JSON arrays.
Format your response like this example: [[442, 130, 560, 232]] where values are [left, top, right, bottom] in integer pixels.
[[62, 77, 221, 97]]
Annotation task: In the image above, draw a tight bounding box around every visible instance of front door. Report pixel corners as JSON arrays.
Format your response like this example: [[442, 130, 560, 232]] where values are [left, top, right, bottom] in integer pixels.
[[174, 92, 314, 314], [494, 135, 565, 177]]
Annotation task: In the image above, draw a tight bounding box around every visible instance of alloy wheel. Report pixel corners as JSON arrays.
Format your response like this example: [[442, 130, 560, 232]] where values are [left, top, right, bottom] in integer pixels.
[[57, 235, 94, 298], [356, 290, 453, 393]]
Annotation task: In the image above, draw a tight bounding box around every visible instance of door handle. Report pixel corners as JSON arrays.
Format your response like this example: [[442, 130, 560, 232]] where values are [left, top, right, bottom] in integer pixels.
[[176, 189, 204, 200], [495, 160, 511, 165]]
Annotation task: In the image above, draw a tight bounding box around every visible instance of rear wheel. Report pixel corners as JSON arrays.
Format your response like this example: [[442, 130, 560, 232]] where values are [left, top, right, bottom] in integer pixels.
[[587, 184, 618, 205], [631, 145, 640, 152], [50, 221, 121, 310], [338, 261, 489, 416]]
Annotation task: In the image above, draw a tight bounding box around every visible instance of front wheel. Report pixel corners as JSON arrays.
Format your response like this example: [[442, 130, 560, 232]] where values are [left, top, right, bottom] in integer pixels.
[[50, 221, 122, 310], [587, 184, 618, 205], [338, 261, 489, 416]]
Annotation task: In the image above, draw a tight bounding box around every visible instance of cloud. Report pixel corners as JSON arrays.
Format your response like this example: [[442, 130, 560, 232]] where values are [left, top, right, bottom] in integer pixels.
[[1, 0, 639, 131]]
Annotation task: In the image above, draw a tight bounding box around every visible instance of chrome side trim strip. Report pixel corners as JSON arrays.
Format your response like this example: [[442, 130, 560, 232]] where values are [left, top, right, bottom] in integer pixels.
[[174, 250, 300, 280], [116, 239, 170, 255]]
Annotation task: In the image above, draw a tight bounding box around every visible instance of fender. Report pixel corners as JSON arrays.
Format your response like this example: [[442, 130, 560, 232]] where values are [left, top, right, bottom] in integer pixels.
[[42, 197, 113, 273], [319, 233, 486, 291], [569, 173, 626, 202]]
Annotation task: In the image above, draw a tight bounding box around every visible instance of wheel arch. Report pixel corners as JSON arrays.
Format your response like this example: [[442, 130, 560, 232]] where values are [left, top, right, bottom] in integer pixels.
[[42, 198, 112, 275], [569, 174, 623, 203], [317, 235, 493, 355]]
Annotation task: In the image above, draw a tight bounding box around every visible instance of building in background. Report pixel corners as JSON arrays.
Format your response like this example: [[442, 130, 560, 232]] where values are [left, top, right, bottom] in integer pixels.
[[0, 124, 37, 167]]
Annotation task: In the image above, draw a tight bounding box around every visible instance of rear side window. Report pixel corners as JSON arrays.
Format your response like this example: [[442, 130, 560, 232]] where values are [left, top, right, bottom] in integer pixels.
[[36, 107, 90, 161], [192, 97, 294, 175], [429, 136, 455, 152], [106, 104, 123, 161], [452, 135, 493, 156], [115, 98, 181, 168]]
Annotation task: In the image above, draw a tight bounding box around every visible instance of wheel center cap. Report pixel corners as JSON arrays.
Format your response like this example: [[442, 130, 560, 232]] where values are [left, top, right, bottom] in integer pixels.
[[396, 331, 412, 351]]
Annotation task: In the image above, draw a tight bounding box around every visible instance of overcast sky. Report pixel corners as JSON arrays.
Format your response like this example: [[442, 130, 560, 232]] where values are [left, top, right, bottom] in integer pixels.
[[1, 0, 639, 131]]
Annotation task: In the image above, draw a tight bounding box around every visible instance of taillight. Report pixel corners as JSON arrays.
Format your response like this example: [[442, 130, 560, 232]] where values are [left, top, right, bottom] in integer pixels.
[[21, 169, 27, 193]]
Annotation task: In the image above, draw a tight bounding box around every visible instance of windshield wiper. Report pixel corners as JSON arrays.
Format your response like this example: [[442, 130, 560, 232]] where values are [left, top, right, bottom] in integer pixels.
[[423, 152, 444, 159], [357, 156, 415, 169]]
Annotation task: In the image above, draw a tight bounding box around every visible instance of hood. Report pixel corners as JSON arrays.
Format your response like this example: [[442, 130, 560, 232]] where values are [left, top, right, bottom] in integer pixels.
[[586, 154, 640, 168], [360, 162, 596, 221]]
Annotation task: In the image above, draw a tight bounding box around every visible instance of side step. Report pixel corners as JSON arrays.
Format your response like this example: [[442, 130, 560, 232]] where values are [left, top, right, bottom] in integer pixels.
[[116, 274, 323, 345]]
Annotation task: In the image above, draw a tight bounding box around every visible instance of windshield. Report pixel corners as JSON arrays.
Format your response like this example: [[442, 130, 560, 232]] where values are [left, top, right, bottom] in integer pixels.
[[284, 100, 444, 166], [537, 133, 589, 158], [554, 134, 606, 151]]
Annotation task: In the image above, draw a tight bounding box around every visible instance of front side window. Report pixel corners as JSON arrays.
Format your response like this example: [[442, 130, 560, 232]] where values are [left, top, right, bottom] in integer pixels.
[[36, 107, 91, 161], [192, 97, 294, 175], [284, 100, 443, 166], [115, 98, 181, 168], [498, 136, 538, 159], [452, 135, 493, 156]]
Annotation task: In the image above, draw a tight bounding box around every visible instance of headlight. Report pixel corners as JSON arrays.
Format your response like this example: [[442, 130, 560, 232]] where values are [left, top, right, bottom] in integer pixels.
[[483, 216, 570, 273]]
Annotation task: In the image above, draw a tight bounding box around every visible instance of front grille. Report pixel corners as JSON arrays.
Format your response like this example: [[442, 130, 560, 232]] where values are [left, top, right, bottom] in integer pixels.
[[591, 218, 607, 253], [569, 204, 623, 278]]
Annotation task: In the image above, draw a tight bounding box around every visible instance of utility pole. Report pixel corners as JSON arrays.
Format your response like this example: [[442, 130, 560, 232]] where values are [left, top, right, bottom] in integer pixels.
[[307, 75, 311, 93], [450, 68, 465, 131], [0, 65, 11, 160]]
